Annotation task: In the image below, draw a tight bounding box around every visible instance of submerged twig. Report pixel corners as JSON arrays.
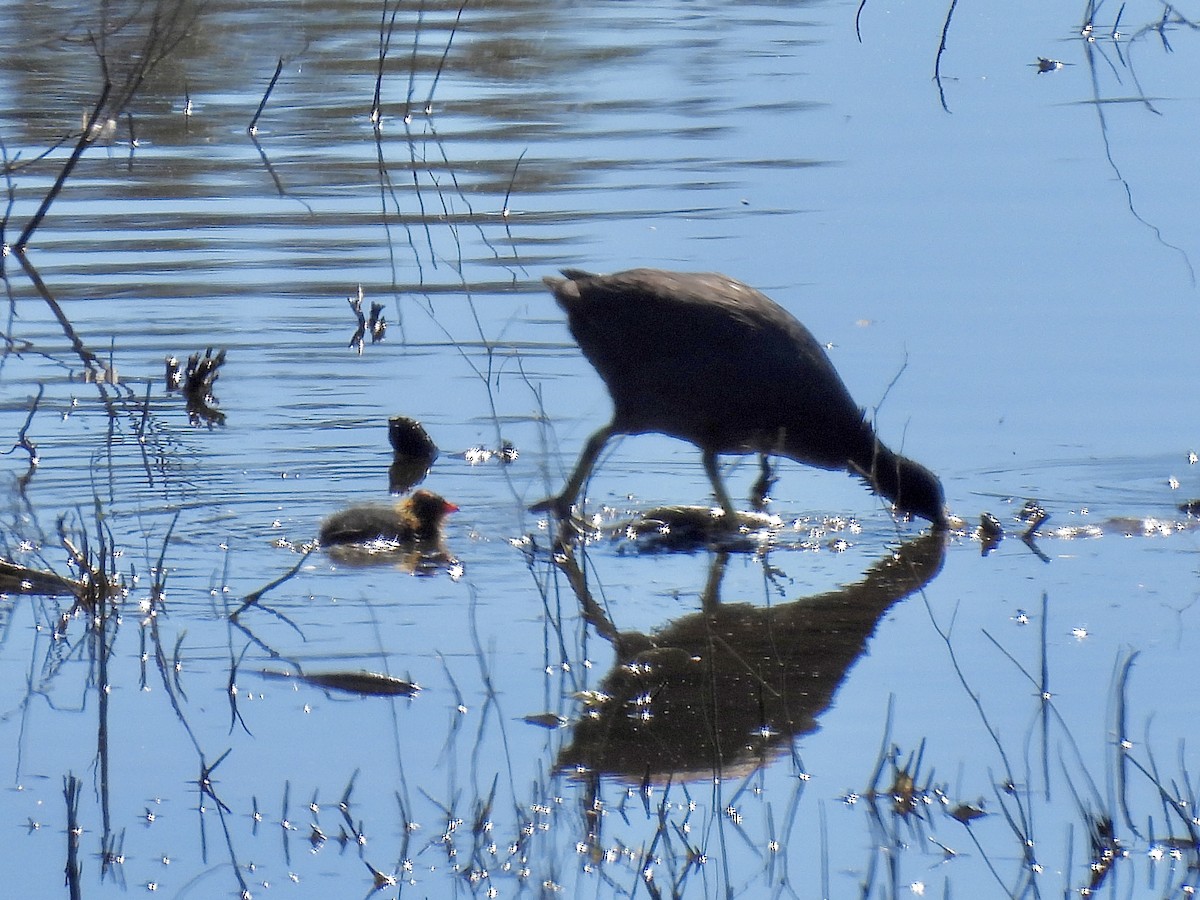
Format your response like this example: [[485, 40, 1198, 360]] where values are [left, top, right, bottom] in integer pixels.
[[404, 0, 426, 123], [373, 0, 404, 125], [64, 774, 83, 900], [5, 383, 43, 491], [425, 0, 470, 114], [16, 1, 196, 250], [932, 0, 961, 113], [15, 82, 112, 252], [229, 550, 313, 621], [0, 558, 82, 597], [248, 57, 284, 135], [501, 148, 527, 219]]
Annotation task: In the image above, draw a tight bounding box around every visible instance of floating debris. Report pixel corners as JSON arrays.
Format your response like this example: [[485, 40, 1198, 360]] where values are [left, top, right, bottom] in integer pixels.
[[167, 347, 227, 427], [348, 285, 386, 354], [979, 512, 1003, 556], [0, 558, 83, 597], [522, 712, 568, 729], [618, 505, 781, 554], [457, 442, 518, 466], [949, 802, 987, 824], [259, 669, 420, 697], [1018, 500, 1047, 536], [78, 363, 119, 384]]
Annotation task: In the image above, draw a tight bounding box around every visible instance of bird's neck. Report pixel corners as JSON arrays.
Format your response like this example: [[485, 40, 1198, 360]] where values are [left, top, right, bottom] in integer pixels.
[[398, 504, 435, 541], [850, 440, 904, 506]]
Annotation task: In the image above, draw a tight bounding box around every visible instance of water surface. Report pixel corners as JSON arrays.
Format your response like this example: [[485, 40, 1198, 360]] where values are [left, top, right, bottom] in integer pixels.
[[1, 0, 1199, 896]]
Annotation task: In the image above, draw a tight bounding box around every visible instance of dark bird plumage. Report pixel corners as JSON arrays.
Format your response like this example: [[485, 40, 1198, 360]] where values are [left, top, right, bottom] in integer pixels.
[[319, 489, 458, 548], [533, 268, 947, 528]]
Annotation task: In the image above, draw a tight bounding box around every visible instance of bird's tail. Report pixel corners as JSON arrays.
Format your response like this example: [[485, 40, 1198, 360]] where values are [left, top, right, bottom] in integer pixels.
[[559, 268, 596, 281], [543, 269, 597, 309]]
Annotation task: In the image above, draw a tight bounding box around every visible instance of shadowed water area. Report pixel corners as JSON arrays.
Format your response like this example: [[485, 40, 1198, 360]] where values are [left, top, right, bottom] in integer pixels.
[[0, 0, 1199, 896]]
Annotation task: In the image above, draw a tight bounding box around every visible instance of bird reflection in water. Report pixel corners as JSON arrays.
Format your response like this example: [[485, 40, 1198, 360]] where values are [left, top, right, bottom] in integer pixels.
[[553, 531, 946, 782]]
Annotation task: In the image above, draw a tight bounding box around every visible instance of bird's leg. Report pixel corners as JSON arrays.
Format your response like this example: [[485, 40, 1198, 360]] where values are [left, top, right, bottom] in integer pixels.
[[701, 449, 739, 522], [750, 453, 775, 511], [531, 424, 615, 526]]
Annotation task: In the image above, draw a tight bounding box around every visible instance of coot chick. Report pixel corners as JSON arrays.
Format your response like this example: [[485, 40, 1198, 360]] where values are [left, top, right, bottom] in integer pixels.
[[319, 489, 458, 548], [533, 268, 947, 529]]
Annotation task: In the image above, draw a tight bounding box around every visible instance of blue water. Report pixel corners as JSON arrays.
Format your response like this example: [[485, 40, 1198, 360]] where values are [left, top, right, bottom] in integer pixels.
[[0, 0, 1198, 896]]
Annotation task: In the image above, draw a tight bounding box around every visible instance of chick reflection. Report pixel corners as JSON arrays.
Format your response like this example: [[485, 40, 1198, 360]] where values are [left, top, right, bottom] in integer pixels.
[[555, 533, 946, 781]]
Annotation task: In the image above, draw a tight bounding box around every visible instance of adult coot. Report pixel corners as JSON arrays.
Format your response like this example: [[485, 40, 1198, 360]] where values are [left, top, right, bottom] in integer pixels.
[[533, 268, 947, 529], [320, 489, 458, 548]]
